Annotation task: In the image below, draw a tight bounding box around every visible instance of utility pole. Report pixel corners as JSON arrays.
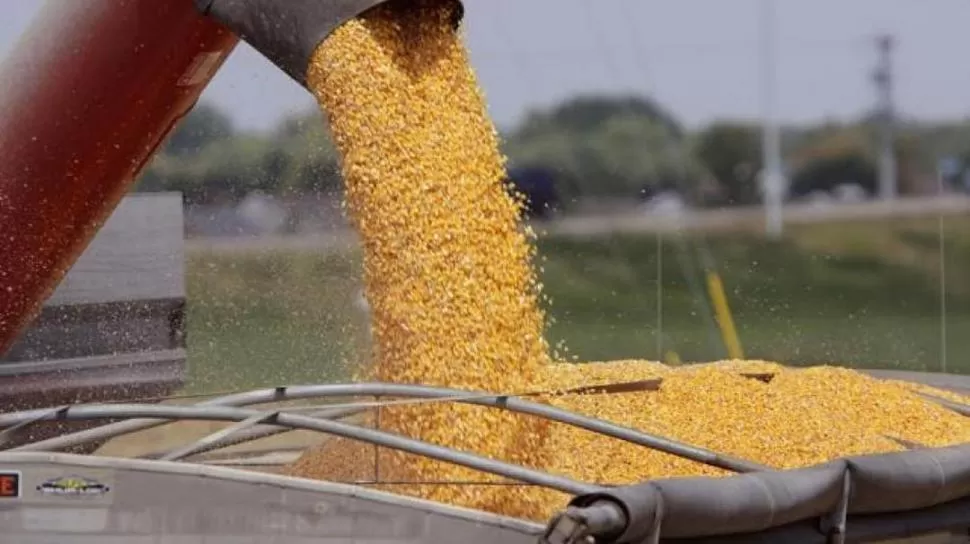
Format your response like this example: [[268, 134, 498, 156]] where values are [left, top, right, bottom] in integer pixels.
[[760, 0, 784, 238], [873, 34, 897, 200]]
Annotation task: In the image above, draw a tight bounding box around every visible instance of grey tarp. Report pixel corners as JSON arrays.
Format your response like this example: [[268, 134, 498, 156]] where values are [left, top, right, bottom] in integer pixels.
[[567, 443, 970, 542]]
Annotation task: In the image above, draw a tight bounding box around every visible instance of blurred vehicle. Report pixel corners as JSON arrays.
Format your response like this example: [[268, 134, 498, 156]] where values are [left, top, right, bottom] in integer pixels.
[[788, 154, 877, 201], [796, 182, 869, 207], [939, 157, 970, 194], [505, 166, 561, 220], [637, 183, 687, 216], [640, 189, 687, 216], [833, 182, 869, 203]]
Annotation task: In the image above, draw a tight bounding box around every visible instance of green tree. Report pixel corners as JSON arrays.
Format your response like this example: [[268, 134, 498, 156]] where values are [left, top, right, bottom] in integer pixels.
[[789, 123, 931, 197], [692, 122, 762, 206], [790, 152, 877, 197], [139, 108, 345, 203], [162, 102, 235, 157], [270, 112, 342, 194], [515, 95, 683, 140], [136, 101, 236, 194], [504, 94, 698, 200], [147, 135, 274, 202]]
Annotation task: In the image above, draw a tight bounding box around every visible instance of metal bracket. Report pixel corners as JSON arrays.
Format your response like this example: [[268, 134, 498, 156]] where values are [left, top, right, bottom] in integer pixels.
[[641, 493, 664, 544], [539, 499, 633, 544], [539, 508, 593, 544], [820, 470, 851, 544]]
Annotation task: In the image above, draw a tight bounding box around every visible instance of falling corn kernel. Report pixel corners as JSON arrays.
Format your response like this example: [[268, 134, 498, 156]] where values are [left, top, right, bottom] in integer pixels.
[[293, 0, 553, 518], [283, 0, 970, 524]]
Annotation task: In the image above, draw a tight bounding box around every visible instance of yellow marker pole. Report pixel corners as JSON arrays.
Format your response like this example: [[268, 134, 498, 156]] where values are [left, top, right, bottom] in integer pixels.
[[705, 271, 745, 360]]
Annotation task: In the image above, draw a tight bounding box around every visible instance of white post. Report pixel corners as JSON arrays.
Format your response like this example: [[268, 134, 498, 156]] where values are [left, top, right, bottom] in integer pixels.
[[874, 35, 897, 200], [760, 0, 784, 238]]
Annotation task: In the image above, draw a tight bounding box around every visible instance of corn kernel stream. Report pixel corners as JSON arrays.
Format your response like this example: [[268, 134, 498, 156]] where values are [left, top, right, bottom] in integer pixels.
[[285, 0, 970, 522], [297, 0, 553, 518]]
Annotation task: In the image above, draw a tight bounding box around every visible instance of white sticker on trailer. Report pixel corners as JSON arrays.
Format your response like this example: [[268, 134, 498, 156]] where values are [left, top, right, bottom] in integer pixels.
[[20, 507, 109, 533], [178, 51, 224, 87]]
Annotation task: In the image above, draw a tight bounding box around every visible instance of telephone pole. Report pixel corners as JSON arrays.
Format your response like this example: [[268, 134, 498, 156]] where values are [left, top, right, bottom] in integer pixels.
[[760, 0, 784, 238], [873, 34, 897, 200]]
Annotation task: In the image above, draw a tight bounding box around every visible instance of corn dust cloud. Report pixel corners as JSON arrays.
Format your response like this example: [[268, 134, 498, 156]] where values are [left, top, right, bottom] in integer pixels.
[[284, 0, 970, 524], [298, 0, 553, 517]]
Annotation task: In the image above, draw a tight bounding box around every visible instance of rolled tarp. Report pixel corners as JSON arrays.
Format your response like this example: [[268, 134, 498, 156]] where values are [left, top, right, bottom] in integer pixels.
[[562, 442, 970, 542]]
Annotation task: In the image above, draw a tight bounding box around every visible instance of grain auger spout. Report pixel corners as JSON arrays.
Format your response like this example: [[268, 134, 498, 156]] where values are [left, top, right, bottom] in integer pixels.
[[194, 0, 466, 88], [0, 0, 464, 358]]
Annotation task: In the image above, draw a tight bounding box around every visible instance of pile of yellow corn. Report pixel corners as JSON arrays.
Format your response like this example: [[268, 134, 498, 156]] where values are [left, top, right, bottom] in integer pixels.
[[289, 359, 970, 519], [286, 0, 970, 522]]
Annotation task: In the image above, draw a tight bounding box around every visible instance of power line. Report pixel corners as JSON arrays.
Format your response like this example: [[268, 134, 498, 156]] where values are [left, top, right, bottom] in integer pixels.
[[475, 36, 871, 58], [614, 0, 736, 358]]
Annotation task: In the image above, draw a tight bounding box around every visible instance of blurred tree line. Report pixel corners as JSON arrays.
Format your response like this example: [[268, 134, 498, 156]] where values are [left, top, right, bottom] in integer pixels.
[[137, 95, 970, 207], [137, 105, 342, 203]]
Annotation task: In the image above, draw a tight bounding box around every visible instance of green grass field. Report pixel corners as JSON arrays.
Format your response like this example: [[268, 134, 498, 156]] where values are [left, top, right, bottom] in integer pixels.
[[184, 215, 970, 393]]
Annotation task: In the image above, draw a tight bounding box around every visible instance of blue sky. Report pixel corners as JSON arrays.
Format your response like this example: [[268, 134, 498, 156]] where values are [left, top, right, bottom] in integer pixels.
[[3, 1, 970, 132]]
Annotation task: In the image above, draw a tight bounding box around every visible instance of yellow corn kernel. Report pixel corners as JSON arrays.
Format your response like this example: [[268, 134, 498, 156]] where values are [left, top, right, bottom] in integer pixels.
[[295, 0, 553, 519], [283, 0, 970, 524]]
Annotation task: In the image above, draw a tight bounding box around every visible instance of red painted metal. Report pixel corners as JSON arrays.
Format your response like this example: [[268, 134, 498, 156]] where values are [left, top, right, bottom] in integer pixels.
[[0, 0, 238, 355]]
